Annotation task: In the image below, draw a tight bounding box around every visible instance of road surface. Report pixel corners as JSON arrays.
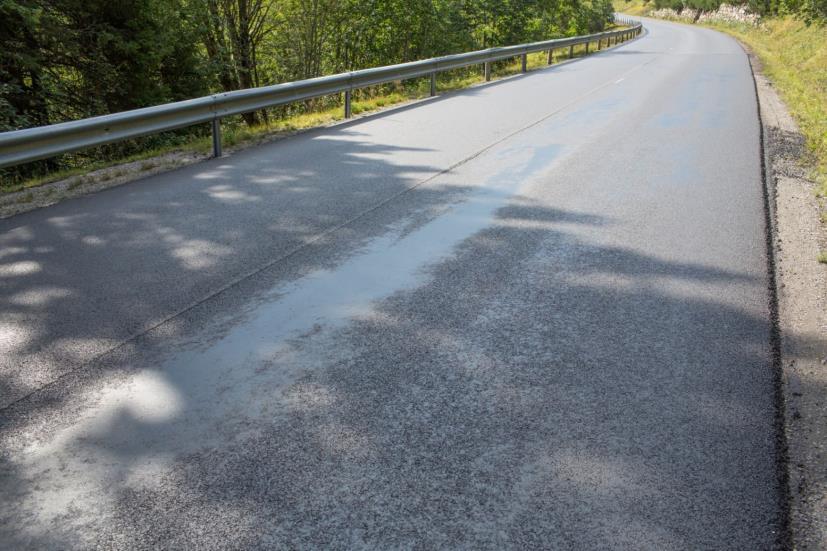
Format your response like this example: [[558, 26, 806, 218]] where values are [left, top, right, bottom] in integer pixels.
[[0, 18, 784, 549]]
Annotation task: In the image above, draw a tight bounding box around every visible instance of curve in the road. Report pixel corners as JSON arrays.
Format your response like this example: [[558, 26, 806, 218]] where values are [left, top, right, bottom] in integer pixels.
[[0, 19, 785, 549]]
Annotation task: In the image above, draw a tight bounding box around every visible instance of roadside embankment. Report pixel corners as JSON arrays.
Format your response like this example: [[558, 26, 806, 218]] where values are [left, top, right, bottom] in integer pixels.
[[749, 36, 827, 551]]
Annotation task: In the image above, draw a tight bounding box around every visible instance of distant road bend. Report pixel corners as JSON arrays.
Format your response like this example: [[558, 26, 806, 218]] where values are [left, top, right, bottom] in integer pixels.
[[1, 18, 783, 549]]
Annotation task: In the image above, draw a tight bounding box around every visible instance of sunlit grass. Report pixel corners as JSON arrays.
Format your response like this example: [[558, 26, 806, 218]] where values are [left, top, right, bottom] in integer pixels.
[[613, 0, 653, 16]]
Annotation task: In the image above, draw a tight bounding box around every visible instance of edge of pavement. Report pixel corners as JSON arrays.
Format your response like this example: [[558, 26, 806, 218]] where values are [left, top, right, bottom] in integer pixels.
[[744, 39, 827, 550]]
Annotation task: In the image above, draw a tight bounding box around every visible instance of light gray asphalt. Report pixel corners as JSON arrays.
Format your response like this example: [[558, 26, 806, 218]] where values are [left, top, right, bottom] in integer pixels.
[[0, 18, 783, 549]]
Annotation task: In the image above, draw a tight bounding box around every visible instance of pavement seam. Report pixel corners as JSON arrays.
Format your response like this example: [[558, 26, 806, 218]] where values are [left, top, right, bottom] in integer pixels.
[[0, 48, 659, 415]]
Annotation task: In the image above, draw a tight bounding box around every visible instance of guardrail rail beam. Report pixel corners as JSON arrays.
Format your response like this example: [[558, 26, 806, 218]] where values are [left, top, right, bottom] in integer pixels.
[[0, 20, 642, 170]]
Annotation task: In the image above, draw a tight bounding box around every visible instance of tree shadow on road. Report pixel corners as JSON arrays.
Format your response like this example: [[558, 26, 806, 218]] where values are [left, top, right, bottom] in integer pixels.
[[2, 184, 816, 548]]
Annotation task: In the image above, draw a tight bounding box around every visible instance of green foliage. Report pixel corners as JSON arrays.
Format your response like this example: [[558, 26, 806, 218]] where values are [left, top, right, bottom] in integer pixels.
[[747, 0, 826, 19], [652, 0, 684, 11], [0, 0, 53, 131], [0, 0, 209, 180], [652, 0, 723, 14]]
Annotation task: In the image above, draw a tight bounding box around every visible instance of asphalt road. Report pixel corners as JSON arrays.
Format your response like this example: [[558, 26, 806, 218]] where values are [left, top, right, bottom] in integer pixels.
[[0, 18, 783, 549]]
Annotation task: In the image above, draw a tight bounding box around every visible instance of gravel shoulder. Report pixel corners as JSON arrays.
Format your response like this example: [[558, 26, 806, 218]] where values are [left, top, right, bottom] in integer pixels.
[[749, 44, 827, 549]]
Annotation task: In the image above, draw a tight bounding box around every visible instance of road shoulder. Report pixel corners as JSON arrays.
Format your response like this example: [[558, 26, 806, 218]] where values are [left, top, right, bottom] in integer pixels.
[[749, 43, 827, 549]]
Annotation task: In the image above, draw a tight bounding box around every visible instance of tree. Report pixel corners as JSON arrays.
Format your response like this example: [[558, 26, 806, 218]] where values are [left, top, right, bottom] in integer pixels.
[[0, 0, 53, 131], [195, 0, 274, 124]]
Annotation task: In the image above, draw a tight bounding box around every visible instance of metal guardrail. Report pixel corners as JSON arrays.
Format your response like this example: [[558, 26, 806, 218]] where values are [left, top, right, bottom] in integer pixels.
[[0, 20, 642, 169]]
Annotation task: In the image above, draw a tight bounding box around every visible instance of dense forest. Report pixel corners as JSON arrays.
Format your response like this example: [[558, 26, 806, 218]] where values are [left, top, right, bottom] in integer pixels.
[[0, 0, 615, 180]]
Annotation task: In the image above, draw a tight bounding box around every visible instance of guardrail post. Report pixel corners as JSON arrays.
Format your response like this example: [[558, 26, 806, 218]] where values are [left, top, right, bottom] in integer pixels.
[[344, 90, 352, 118], [521, 54, 527, 73], [430, 72, 437, 96], [211, 118, 222, 158], [569, 44, 574, 58], [547, 49, 553, 65], [484, 61, 491, 81], [585, 41, 589, 54]]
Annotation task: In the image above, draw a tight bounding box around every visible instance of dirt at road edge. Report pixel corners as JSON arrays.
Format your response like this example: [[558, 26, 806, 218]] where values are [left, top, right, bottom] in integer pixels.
[[749, 45, 827, 550]]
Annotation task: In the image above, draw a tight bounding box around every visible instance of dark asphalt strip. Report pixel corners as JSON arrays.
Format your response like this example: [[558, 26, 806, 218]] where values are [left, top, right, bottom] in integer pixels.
[[744, 42, 792, 550]]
